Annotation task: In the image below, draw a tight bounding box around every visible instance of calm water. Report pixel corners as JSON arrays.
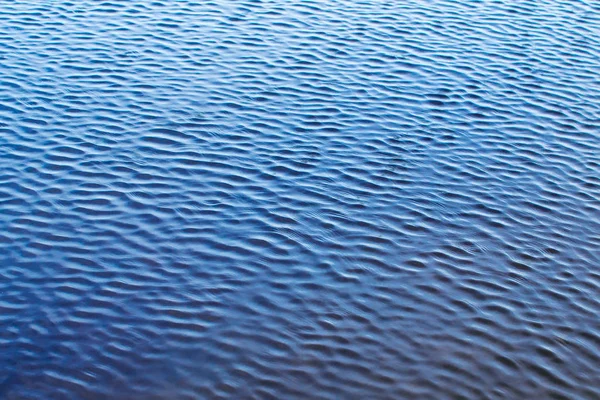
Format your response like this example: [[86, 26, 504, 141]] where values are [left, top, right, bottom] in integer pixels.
[[1, 1, 599, 399]]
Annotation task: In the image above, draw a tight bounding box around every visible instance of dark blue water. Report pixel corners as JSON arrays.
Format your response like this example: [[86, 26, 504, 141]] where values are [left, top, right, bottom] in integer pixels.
[[1, 1, 599, 399]]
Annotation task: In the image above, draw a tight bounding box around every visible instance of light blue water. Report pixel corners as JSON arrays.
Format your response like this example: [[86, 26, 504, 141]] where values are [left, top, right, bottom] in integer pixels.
[[1, 1, 600, 399]]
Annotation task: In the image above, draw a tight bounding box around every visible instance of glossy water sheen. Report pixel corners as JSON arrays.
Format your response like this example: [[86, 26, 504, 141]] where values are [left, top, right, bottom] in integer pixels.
[[1, 1, 599, 399]]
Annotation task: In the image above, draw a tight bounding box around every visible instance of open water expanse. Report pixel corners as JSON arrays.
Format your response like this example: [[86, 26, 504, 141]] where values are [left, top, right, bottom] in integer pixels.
[[1, 1, 600, 399]]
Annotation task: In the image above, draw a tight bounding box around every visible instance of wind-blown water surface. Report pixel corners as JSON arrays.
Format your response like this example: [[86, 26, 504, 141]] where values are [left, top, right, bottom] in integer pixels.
[[1, 1, 599, 399]]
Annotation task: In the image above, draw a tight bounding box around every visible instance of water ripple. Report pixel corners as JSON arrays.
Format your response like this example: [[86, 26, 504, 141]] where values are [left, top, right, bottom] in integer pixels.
[[1, 0, 600, 399]]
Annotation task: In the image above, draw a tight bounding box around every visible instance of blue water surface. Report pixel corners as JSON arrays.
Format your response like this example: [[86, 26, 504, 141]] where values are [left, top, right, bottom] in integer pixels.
[[1, 1, 600, 399]]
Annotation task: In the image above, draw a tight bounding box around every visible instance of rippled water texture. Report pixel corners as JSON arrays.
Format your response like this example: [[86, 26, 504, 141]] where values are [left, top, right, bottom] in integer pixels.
[[1, 1, 600, 399]]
